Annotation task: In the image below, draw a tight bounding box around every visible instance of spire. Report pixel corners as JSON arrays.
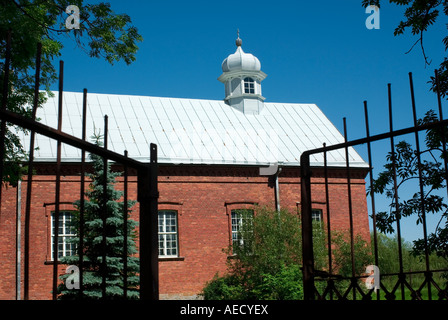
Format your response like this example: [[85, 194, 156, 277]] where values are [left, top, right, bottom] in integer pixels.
[[236, 29, 242, 47]]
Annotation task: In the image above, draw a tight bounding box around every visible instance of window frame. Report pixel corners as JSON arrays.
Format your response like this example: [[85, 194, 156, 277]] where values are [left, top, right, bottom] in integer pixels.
[[243, 77, 255, 94], [50, 210, 77, 260], [158, 210, 179, 258], [225, 201, 257, 251], [311, 208, 324, 228], [230, 208, 254, 253]]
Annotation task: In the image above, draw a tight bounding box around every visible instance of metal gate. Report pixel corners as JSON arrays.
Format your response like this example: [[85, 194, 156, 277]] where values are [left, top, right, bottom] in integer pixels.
[[301, 71, 448, 300], [0, 35, 159, 300]]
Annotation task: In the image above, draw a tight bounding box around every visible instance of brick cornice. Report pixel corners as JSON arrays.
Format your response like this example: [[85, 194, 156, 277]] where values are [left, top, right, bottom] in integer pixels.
[[31, 163, 369, 180]]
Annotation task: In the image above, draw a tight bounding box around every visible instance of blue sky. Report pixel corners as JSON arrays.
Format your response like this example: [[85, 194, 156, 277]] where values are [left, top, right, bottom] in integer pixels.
[[53, 0, 447, 242]]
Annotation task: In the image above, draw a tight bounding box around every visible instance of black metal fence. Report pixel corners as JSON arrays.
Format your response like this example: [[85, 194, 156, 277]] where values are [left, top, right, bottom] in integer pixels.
[[0, 36, 159, 300], [301, 71, 448, 300]]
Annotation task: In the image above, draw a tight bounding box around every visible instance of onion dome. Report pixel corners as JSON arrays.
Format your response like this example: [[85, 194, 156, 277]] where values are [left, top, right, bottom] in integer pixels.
[[221, 34, 261, 73]]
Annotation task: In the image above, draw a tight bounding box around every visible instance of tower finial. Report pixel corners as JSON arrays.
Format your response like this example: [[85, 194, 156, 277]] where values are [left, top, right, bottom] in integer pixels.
[[236, 29, 242, 47]]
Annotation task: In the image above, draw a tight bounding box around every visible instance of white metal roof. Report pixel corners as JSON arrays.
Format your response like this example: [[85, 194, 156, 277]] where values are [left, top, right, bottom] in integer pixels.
[[21, 91, 367, 168]]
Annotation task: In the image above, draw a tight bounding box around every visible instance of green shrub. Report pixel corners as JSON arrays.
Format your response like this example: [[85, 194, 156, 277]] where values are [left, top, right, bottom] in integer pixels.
[[201, 273, 245, 300], [202, 206, 304, 300], [257, 264, 304, 300]]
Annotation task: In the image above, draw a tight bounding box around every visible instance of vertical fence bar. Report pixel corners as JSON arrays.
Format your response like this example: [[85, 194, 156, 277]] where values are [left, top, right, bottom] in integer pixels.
[[0, 30, 11, 221], [53, 60, 64, 300], [123, 150, 129, 299], [434, 70, 448, 207], [300, 152, 314, 300], [31, 43, 42, 121], [16, 180, 21, 300], [323, 143, 333, 300], [102, 115, 109, 299], [79, 88, 87, 298], [409, 72, 432, 300], [23, 42, 41, 300], [138, 143, 159, 300], [364, 101, 380, 300], [0, 37, 12, 301], [388, 83, 405, 300], [343, 118, 356, 299], [433, 70, 448, 300], [149, 143, 159, 299], [0, 30, 11, 108], [0, 32, 10, 293]]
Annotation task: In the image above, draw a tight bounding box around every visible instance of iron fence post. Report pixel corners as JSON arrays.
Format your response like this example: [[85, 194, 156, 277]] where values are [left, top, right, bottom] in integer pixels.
[[364, 100, 380, 301], [52, 60, 64, 300], [138, 143, 159, 300], [0, 30, 11, 225], [409, 72, 432, 300], [301, 152, 314, 300]]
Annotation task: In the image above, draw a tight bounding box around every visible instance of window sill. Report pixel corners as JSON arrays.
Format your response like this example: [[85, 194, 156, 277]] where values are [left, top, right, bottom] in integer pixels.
[[158, 256, 185, 261]]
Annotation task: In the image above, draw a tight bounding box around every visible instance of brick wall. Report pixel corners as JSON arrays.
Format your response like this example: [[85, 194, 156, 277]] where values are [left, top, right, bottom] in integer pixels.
[[0, 164, 369, 299]]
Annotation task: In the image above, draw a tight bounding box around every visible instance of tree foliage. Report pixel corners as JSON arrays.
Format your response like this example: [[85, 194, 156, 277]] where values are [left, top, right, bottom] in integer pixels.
[[0, 0, 142, 186], [57, 136, 139, 299]]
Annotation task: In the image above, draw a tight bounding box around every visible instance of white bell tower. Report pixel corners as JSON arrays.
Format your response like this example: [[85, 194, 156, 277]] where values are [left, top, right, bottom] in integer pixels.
[[218, 32, 267, 115]]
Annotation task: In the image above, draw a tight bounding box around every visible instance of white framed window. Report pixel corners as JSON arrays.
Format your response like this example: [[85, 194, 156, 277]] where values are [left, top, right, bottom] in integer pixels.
[[51, 211, 76, 260], [231, 209, 254, 249], [158, 210, 178, 257], [243, 77, 255, 94], [311, 209, 323, 224]]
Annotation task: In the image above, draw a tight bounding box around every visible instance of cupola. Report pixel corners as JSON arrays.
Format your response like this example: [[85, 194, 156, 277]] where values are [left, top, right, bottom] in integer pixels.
[[218, 32, 267, 115]]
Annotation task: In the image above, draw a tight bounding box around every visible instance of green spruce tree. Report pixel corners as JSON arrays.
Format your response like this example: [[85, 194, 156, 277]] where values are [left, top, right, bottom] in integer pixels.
[[57, 136, 139, 299]]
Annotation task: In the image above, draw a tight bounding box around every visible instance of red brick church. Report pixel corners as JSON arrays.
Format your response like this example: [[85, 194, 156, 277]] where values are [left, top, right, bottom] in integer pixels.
[[0, 35, 370, 299]]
